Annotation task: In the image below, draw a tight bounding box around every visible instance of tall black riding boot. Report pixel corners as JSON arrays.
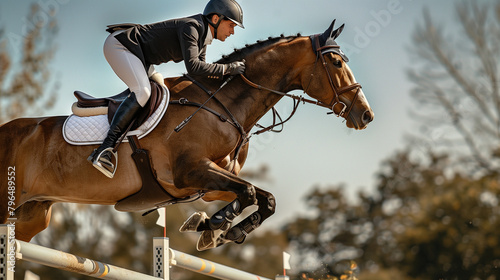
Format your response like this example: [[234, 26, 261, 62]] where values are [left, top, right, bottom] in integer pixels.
[[88, 92, 143, 178]]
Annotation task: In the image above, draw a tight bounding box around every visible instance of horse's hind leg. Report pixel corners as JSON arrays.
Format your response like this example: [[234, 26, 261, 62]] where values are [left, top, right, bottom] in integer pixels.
[[13, 201, 54, 242]]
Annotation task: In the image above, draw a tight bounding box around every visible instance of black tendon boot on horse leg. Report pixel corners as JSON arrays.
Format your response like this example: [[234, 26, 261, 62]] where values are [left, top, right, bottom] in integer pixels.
[[197, 211, 262, 250], [208, 190, 275, 249], [196, 199, 242, 251], [88, 92, 143, 178], [191, 190, 275, 251], [180, 199, 243, 251], [180, 199, 242, 233], [224, 212, 261, 244]]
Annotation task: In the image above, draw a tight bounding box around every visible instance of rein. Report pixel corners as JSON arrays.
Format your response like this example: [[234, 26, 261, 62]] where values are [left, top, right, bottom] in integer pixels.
[[178, 74, 248, 170], [172, 35, 363, 169], [239, 74, 324, 108], [241, 34, 362, 121]]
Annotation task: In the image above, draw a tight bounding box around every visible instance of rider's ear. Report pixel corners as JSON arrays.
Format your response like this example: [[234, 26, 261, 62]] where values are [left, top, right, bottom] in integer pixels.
[[211, 14, 220, 25]]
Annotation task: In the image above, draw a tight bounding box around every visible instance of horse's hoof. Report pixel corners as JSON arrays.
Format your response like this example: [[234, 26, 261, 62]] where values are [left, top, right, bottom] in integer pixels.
[[197, 226, 236, 251], [179, 211, 209, 232], [197, 229, 222, 251]]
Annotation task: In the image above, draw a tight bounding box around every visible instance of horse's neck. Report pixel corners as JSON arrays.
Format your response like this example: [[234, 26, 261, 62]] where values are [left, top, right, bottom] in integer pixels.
[[234, 37, 312, 132]]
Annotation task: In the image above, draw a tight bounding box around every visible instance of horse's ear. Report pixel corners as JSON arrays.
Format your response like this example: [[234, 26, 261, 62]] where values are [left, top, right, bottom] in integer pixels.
[[319, 19, 336, 43], [326, 19, 336, 37], [331, 23, 345, 40]]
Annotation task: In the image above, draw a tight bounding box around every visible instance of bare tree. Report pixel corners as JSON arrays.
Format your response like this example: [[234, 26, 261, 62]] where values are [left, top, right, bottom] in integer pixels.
[[0, 3, 58, 123], [407, 1, 500, 175]]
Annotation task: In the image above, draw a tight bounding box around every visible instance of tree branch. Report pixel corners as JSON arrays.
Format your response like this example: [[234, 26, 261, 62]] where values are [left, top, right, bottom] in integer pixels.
[[457, 2, 500, 137]]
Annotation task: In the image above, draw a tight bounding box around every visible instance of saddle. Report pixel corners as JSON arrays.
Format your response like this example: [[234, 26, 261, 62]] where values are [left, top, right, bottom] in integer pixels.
[[74, 80, 164, 129], [73, 80, 181, 213]]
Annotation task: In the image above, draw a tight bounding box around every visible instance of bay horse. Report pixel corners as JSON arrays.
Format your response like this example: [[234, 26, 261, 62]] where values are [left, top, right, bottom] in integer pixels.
[[0, 20, 373, 250]]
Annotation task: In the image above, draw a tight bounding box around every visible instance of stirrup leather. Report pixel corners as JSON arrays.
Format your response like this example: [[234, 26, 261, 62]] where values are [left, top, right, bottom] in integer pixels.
[[91, 147, 118, 178]]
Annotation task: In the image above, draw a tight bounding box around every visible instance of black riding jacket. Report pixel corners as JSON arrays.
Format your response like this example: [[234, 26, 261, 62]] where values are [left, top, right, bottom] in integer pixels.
[[107, 14, 224, 80]]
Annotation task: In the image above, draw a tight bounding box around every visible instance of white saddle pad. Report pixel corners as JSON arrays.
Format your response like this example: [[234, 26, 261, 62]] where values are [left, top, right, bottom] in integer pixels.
[[63, 87, 169, 145]]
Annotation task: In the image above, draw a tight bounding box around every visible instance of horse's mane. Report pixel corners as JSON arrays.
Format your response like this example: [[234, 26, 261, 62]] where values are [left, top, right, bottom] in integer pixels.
[[216, 34, 302, 64]]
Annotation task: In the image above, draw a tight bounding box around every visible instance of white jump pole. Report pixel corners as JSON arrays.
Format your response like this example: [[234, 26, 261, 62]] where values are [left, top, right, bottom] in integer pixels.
[[14, 240, 161, 280], [1, 224, 284, 280], [171, 248, 274, 280], [154, 236, 273, 280]]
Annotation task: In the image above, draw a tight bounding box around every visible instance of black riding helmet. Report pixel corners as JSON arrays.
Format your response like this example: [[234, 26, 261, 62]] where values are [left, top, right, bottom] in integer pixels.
[[203, 0, 244, 38]]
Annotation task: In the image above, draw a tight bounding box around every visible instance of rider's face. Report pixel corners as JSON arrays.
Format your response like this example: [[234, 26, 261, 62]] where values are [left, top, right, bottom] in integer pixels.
[[211, 15, 236, 42]]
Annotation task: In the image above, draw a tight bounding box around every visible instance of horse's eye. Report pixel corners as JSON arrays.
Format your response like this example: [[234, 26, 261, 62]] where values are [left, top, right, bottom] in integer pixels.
[[333, 59, 342, 68]]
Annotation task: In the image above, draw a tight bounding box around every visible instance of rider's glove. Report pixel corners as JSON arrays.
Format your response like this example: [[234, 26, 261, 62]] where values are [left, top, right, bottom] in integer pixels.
[[225, 61, 246, 75]]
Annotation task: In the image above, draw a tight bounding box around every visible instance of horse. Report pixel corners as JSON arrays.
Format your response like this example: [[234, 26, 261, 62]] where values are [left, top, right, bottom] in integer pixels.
[[0, 20, 373, 250]]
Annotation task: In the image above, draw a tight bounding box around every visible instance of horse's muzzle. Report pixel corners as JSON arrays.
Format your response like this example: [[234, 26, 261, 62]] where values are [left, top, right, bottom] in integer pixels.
[[362, 109, 374, 126]]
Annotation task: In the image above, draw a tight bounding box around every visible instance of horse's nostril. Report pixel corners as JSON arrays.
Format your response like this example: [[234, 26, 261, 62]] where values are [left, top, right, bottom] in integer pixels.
[[362, 110, 374, 124]]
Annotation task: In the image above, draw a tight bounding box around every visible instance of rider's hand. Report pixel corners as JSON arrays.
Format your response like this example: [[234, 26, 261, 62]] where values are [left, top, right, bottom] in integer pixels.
[[225, 61, 246, 75]]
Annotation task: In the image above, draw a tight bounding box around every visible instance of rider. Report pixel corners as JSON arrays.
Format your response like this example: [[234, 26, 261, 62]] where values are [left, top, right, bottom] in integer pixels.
[[88, 0, 246, 178]]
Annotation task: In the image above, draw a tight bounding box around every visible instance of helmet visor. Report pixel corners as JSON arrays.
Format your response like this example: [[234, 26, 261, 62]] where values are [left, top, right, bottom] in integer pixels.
[[226, 16, 244, 29]]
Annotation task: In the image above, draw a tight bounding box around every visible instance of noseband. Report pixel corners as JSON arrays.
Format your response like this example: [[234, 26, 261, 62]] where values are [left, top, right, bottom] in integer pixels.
[[240, 35, 362, 119], [310, 34, 362, 118]]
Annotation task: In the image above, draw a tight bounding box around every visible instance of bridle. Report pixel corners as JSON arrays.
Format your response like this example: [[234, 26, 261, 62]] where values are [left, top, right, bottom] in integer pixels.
[[240, 34, 362, 119], [176, 35, 364, 169], [312, 34, 362, 118]]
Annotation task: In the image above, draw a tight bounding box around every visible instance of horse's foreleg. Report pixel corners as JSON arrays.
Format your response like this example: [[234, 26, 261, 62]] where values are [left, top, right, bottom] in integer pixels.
[[223, 188, 276, 244], [174, 158, 258, 211], [14, 201, 53, 242], [174, 158, 259, 250], [196, 188, 275, 249], [179, 199, 246, 233]]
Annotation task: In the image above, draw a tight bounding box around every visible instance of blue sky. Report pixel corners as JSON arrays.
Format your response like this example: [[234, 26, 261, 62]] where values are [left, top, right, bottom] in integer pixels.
[[1, 0, 463, 226]]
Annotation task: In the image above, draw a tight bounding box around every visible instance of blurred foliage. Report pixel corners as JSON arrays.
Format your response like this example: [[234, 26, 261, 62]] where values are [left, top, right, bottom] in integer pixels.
[[0, 3, 58, 123], [285, 150, 500, 280]]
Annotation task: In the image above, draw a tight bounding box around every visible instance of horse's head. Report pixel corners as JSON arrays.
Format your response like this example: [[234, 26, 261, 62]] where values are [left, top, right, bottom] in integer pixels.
[[303, 20, 374, 130]]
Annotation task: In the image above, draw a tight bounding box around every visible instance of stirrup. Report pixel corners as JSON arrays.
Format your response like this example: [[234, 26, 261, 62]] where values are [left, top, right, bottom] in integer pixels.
[[91, 147, 118, 178]]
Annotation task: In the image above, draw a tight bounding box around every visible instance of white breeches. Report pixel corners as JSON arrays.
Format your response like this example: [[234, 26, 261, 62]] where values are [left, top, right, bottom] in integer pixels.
[[103, 32, 151, 107]]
